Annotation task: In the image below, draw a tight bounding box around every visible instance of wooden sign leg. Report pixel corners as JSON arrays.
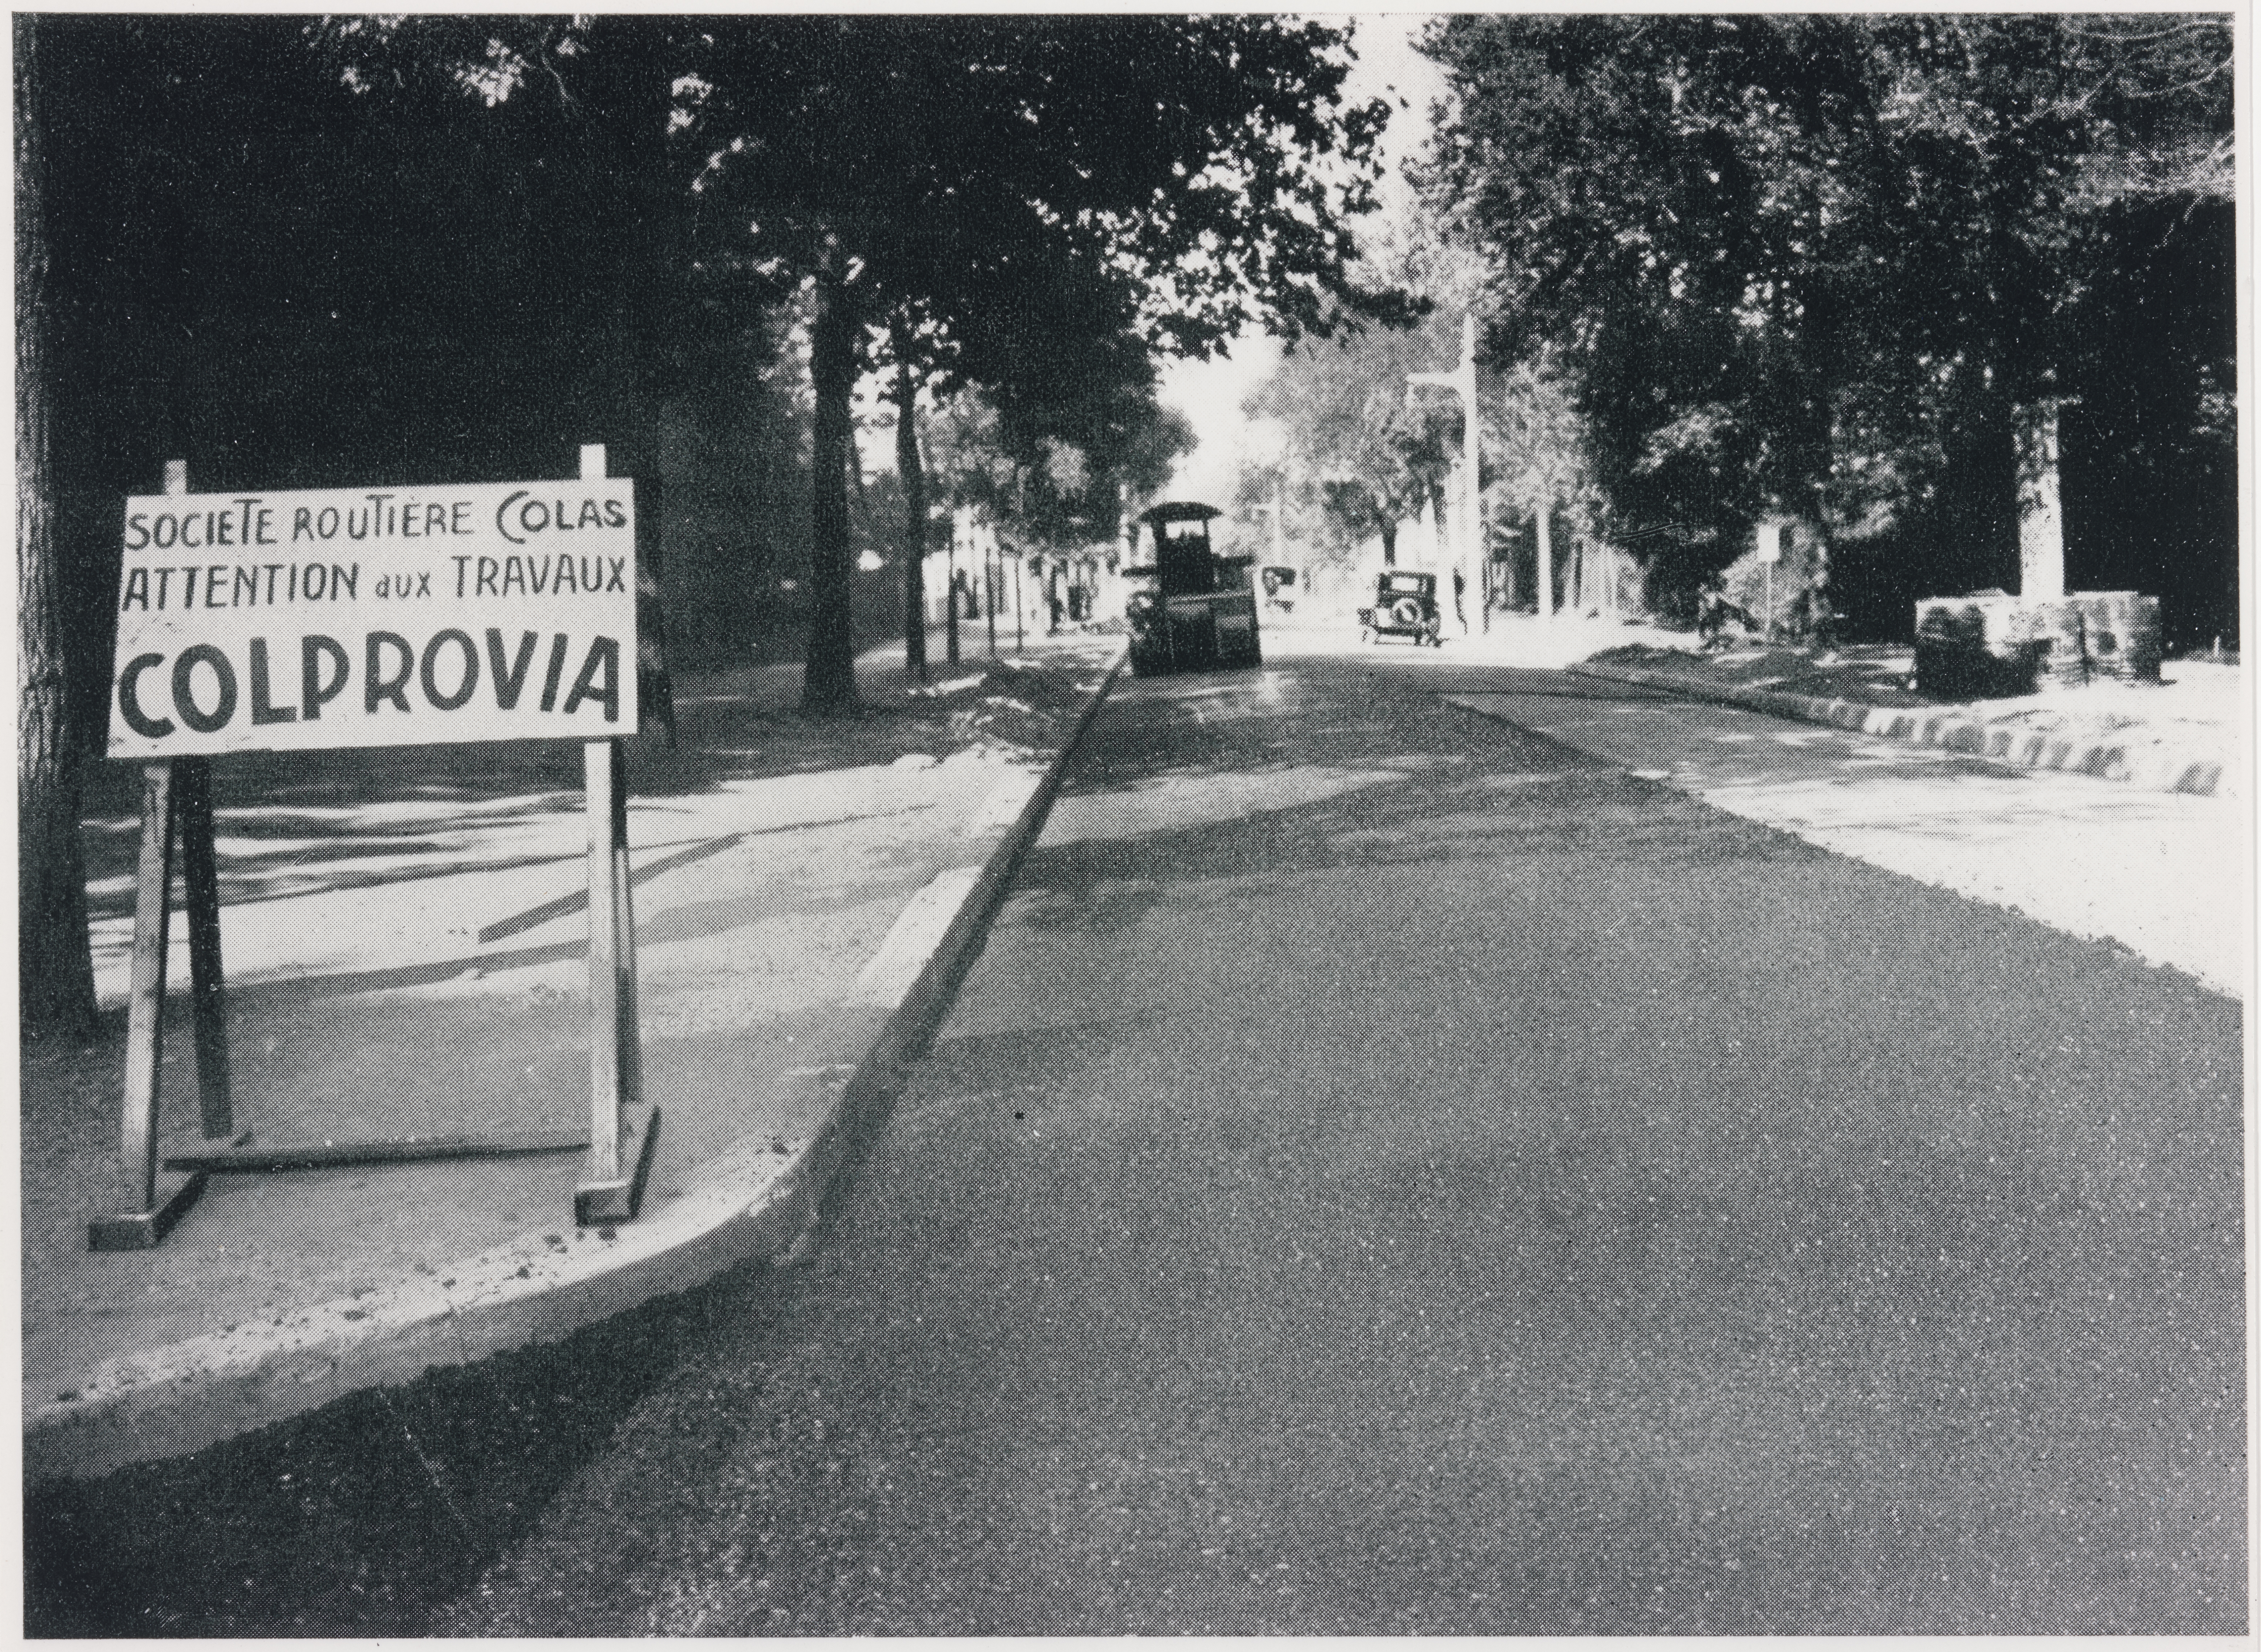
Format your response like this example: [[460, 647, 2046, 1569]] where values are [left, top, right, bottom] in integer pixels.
[[575, 439, 656, 1226], [91, 762, 208, 1250], [176, 755, 232, 1140], [575, 737, 658, 1226], [609, 739, 644, 1114]]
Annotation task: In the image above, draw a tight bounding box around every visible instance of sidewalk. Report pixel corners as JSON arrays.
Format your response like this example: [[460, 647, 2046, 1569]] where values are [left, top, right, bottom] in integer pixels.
[[23, 632, 1122, 1483], [1567, 635, 2241, 799], [1259, 608, 2241, 799], [1279, 604, 2241, 801]]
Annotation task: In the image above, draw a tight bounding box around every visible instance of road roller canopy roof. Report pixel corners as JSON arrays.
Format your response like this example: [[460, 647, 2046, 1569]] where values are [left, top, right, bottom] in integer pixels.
[[1138, 501, 1222, 526]]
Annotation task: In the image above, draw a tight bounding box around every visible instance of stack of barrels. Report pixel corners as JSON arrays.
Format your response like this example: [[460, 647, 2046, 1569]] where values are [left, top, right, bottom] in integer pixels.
[[1914, 591, 2162, 697]]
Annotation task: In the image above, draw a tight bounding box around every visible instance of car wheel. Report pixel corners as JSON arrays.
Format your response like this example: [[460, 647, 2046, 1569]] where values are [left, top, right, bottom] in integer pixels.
[[1390, 597, 1424, 629]]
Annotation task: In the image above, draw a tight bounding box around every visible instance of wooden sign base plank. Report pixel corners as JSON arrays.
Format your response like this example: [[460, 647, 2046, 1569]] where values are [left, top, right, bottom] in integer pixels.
[[166, 1127, 588, 1174], [90, 1171, 209, 1252], [573, 1105, 660, 1227]]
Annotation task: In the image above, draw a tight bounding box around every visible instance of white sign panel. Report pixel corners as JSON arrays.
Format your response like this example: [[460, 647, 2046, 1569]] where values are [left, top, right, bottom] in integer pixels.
[[106, 480, 637, 757]]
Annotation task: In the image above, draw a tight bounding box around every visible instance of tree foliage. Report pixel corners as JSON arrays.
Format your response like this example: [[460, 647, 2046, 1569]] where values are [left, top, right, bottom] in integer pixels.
[[1422, 13, 2234, 632], [1239, 235, 1471, 568], [687, 15, 1407, 706]]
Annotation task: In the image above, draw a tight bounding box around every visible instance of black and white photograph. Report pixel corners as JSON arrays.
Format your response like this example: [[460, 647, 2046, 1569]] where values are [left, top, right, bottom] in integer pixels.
[[16, 8, 2246, 1634]]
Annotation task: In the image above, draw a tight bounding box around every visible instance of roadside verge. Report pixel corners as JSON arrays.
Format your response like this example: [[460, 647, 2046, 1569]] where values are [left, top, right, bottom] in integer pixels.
[[1569, 657, 2232, 797]]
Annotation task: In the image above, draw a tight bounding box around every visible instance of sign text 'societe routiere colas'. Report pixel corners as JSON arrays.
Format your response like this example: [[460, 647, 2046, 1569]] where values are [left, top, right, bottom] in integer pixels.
[[106, 479, 638, 758]]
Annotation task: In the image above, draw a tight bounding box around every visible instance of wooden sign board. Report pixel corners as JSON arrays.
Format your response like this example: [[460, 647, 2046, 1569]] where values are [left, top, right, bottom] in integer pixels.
[[106, 480, 636, 758]]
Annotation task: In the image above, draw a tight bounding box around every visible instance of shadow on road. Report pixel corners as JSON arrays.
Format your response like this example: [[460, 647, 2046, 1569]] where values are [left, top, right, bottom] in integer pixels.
[[24, 1250, 789, 1637]]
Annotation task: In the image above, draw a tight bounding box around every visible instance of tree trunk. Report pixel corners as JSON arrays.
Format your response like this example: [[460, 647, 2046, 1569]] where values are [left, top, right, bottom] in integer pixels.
[[803, 270, 859, 713], [1379, 519, 1397, 566], [16, 15, 99, 1040], [2016, 397, 2067, 600], [893, 331, 927, 682], [1534, 501, 1554, 621]]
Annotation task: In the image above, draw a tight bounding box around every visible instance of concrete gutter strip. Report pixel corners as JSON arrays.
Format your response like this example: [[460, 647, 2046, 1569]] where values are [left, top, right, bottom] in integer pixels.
[[25, 648, 1125, 1485], [1567, 661, 2227, 798]]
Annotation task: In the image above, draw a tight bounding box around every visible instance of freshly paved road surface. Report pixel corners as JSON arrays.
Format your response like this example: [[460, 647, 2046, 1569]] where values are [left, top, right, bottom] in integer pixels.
[[1448, 665, 2245, 996], [421, 649, 2244, 1636]]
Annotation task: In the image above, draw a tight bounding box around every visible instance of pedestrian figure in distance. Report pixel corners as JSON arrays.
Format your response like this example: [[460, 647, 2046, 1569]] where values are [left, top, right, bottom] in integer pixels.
[[1696, 577, 1754, 649], [1452, 565, 1467, 631]]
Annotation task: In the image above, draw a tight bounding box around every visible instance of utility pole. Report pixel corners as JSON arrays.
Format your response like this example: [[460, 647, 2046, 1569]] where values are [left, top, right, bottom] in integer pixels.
[[1408, 314, 1487, 634]]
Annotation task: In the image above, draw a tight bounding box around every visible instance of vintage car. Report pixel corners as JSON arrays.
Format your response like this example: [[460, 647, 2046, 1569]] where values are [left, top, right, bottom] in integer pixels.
[[1123, 502, 1262, 676], [1358, 568, 1444, 647], [1259, 564, 1299, 612]]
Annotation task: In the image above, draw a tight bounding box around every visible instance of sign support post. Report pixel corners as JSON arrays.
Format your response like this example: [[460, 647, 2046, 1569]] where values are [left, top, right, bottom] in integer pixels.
[[92, 459, 230, 1250], [573, 442, 658, 1226], [1757, 520, 1782, 641]]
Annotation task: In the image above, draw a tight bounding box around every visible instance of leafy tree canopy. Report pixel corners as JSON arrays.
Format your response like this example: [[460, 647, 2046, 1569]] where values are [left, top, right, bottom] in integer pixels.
[[1240, 232, 1469, 567], [688, 14, 1415, 360], [1420, 12, 2233, 572]]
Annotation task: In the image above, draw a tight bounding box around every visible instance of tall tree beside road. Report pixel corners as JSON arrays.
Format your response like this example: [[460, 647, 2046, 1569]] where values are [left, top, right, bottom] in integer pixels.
[[17, 15, 98, 1038], [17, 13, 348, 1036], [890, 325, 932, 680], [1423, 13, 2233, 626], [690, 15, 1408, 710], [920, 375, 1191, 560], [1488, 348, 1598, 611], [960, 259, 1196, 549]]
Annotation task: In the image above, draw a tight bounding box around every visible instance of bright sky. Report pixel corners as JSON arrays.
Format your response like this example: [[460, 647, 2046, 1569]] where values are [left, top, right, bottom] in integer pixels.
[[1158, 14, 1448, 509]]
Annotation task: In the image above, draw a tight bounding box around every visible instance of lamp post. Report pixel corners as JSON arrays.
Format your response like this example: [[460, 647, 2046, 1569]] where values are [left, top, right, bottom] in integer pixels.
[[1408, 314, 1487, 634]]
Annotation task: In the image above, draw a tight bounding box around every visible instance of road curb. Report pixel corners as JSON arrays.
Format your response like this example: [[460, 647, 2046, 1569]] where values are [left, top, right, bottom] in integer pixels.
[[24, 646, 1127, 1485], [1566, 660, 2228, 797]]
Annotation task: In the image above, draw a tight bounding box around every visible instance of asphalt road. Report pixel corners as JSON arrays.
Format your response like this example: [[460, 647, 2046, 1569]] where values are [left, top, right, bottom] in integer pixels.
[[1443, 663, 2244, 996], [133, 649, 2236, 1635]]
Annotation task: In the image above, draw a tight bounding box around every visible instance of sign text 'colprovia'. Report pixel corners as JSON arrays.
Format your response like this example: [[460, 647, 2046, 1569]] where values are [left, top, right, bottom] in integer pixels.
[[106, 481, 637, 757]]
